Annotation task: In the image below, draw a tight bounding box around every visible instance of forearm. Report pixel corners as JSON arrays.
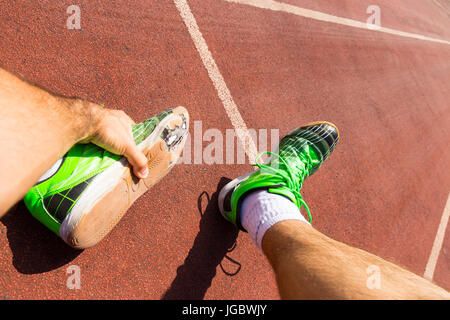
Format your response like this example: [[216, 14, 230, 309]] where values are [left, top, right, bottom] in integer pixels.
[[0, 68, 95, 215]]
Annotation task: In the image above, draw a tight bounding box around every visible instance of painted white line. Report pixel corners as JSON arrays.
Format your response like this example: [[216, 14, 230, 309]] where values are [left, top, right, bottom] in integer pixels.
[[174, 0, 259, 164], [225, 0, 450, 45], [424, 193, 450, 281]]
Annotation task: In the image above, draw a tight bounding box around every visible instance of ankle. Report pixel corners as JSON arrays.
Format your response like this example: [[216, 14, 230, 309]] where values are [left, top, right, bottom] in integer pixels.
[[240, 190, 310, 249]]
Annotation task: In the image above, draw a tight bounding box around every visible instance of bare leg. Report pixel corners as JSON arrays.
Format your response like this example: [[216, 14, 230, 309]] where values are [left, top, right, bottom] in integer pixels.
[[0, 68, 149, 216], [262, 220, 450, 299]]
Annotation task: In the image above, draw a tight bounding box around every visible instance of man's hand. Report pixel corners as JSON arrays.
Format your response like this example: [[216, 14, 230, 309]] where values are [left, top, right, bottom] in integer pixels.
[[79, 103, 149, 179], [0, 67, 149, 216]]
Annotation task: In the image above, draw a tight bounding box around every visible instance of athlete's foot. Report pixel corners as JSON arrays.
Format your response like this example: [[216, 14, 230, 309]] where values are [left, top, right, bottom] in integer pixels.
[[218, 121, 339, 238], [24, 107, 189, 249]]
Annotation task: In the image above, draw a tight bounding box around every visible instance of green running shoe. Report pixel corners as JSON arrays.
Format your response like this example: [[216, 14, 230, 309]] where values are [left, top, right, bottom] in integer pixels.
[[218, 121, 339, 230], [24, 106, 189, 249]]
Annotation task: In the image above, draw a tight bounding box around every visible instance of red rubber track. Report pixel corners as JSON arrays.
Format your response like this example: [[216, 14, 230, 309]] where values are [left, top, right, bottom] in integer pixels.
[[0, 0, 449, 299]]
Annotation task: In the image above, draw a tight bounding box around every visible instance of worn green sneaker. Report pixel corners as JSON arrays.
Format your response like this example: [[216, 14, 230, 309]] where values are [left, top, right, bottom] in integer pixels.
[[218, 121, 339, 230], [24, 106, 189, 249]]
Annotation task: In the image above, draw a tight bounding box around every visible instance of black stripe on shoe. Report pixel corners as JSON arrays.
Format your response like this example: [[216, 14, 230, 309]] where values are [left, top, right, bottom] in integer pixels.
[[298, 123, 339, 160], [43, 175, 97, 223]]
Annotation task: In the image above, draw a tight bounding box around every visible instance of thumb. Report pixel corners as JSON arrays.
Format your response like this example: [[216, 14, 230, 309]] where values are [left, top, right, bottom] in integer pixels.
[[124, 144, 149, 179]]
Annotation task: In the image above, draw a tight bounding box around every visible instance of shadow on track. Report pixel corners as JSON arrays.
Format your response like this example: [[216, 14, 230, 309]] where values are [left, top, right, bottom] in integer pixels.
[[162, 177, 241, 300], [0, 201, 81, 274]]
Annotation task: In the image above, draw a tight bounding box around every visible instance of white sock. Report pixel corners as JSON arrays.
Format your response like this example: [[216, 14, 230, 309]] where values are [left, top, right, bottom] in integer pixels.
[[240, 190, 310, 249]]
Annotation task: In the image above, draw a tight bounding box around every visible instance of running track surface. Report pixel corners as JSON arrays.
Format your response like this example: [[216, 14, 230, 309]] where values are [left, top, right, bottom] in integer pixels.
[[0, 0, 449, 299]]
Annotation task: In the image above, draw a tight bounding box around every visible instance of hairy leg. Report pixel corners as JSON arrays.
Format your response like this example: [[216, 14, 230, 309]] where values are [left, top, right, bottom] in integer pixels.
[[0, 68, 148, 216], [262, 220, 450, 299]]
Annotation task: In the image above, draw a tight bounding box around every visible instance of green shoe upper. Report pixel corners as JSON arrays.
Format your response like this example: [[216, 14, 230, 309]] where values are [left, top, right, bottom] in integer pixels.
[[224, 122, 339, 231], [23, 108, 174, 236]]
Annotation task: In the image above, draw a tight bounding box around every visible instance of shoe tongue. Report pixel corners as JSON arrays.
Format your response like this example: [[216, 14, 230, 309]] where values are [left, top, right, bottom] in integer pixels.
[[268, 142, 320, 182]]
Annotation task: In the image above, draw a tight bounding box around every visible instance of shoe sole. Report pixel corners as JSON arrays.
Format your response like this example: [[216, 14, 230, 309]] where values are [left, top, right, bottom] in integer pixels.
[[59, 106, 189, 249], [218, 172, 253, 222]]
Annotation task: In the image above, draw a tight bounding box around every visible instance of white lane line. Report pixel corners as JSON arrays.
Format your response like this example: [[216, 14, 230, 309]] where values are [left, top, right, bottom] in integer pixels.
[[424, 193, 450, 281], [225, 0, 450, 45], [174, 0, 259, 164]]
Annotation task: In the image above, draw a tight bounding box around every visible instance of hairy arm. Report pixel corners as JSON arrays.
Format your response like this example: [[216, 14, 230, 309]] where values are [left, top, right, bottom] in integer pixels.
[[0, 68, 148, 216]]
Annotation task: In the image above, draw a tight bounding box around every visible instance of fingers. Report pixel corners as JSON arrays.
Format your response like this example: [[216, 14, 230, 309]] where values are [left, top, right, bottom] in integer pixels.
[[124, 143, 149, 179], [87, 107, 149, 179], [115, 112, 148, 178]]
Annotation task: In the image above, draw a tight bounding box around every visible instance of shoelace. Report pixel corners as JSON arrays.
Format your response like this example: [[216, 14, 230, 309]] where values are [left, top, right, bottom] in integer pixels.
[[253, 151, 313, 223]]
